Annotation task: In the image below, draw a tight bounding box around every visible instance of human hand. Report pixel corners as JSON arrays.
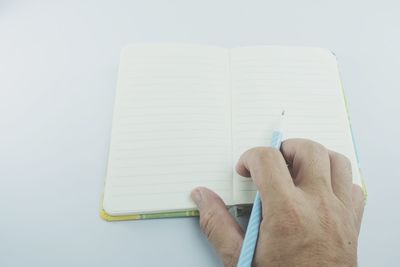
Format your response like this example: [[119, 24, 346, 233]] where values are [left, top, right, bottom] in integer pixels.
[[191, 139, 365, 267]]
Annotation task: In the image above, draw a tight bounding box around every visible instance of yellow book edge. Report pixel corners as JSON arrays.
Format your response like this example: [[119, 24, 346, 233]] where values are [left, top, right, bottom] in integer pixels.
[[99, 194, 200, 221]]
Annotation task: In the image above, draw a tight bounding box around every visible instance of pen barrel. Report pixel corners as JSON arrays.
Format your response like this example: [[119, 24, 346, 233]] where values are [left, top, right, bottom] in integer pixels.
[[237, 192, 262, 267], [237, 130, 283, 267], [271, 131, 283, 149]]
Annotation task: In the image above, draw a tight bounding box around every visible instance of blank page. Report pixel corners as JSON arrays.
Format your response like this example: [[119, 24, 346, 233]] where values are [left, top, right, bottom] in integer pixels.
[[231, 46, 360, 204], [103, 44, 232, 215]]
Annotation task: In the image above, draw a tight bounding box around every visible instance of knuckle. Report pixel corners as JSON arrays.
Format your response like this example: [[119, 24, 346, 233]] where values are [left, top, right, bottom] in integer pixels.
[[330, 151, 353, 179], [334, 152, 352, 169], [199, 209, 217, 238], [305, 140, 328, 156], [251, 147, 281, 163]]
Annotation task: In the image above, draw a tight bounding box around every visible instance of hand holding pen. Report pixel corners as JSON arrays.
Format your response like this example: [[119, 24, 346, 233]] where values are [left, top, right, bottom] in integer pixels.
[[191, 137, 365, 267]]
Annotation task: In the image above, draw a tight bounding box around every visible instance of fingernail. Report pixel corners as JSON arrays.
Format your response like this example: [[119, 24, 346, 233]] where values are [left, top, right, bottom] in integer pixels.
[[191, 189, 203, 208]]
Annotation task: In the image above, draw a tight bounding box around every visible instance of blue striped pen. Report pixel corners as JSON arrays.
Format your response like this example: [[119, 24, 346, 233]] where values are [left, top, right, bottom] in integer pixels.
[[237, 110, 285, 267]]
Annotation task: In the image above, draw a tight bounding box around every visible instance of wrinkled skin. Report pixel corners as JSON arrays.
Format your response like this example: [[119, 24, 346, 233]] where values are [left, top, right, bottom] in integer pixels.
[[191, 139, 365, 267]]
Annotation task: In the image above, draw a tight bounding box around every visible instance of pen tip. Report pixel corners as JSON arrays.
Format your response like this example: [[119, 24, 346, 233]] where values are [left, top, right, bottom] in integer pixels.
[[281, 110, 285, 116]]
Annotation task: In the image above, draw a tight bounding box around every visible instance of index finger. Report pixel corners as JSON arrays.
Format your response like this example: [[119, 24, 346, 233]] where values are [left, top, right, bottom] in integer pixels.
[[235, 147, 294, 204]]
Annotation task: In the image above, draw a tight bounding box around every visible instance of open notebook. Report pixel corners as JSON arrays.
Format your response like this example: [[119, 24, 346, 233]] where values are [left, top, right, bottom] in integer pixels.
[[100, 44, 362, 221]]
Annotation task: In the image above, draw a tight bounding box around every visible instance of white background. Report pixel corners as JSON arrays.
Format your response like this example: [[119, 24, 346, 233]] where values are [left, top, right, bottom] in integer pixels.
[[1, 1, 399, 266]]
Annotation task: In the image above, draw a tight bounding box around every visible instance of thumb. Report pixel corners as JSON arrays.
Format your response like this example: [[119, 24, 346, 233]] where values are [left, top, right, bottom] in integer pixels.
[[191, 187, 244, 267]]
